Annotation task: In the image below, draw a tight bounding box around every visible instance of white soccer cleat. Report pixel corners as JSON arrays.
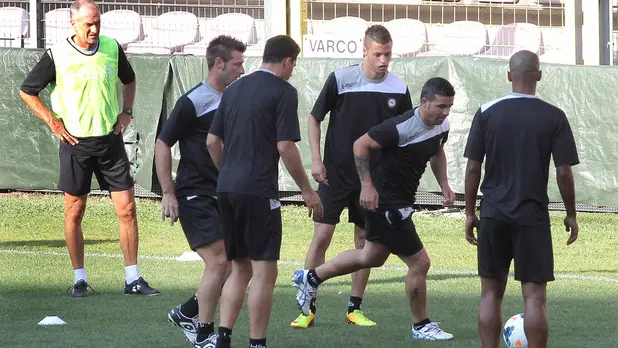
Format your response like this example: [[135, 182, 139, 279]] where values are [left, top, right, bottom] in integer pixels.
[[292, 269, 317, 316], [411, 322, 454, 341]]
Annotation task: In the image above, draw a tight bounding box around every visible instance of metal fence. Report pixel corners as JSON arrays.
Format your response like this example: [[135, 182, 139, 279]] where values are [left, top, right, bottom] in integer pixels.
[[301, 0, 568, 62], [0, 0, 266, 54]]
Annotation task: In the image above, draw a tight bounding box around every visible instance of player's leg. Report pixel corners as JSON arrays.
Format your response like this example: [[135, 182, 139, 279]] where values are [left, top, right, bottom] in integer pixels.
[[515, 223, 554, 348], [98, 134, 158, 295], [195, 241, 229, 335], [479, 277, 508, 348], [305, 183, 345, 269], [169, 196, 229, 344], [477, 218, 513, 348], [374, 209, 451, 341], [293, 213, 391, 318], [291, 182, 344, 328], [244, 195, 282, 348], [216, 258, 252, 348], [58, 142, 93, 297], [213, 192, 252, 348], [293, 241, 390, 316], [346, 196, 374, 326], [64, 192, 88, 296], [248, 260, 277, 347]]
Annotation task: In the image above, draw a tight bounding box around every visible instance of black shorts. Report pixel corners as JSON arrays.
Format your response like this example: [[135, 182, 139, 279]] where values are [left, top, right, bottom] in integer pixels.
[[313, 181, 365, 228], [477, 218, 554, 283], [365, 208, 423, 257], [218, 192, 282, 261], [177, 195, 222, 251], [59, 133, 134, 196]]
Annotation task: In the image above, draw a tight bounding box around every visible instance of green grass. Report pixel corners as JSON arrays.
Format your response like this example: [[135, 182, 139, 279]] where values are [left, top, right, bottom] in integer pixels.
[[1, 193, 617, 347]]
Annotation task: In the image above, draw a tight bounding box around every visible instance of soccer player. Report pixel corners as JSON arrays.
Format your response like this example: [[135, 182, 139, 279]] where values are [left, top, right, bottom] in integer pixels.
[[293, 77, 456, 341], [463, 50, 580, 348], [155, 36, 246, 345], [292, 24, 413, 329], [19, 0, 158, 297], [205, 35, 323, 348]]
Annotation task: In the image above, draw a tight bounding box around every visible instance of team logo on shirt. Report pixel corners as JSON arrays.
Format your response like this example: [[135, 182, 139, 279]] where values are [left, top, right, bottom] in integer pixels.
[[387, 98, 396, 109]]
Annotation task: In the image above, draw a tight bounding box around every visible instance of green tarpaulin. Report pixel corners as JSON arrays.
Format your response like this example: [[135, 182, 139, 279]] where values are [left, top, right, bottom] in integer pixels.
[[1, 48, 616, 207]]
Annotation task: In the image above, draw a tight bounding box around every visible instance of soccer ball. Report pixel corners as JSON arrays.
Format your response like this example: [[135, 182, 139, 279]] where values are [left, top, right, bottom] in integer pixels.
[[503, 313, 528, 347]]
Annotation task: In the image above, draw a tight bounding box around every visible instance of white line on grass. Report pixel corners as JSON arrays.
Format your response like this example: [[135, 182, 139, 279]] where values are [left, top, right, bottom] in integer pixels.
[[1, 248, 618, 284]]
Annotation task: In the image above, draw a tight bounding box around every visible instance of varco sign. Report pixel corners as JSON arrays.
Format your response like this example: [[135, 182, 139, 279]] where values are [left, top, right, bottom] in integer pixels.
[[302, 35, 364, 58]]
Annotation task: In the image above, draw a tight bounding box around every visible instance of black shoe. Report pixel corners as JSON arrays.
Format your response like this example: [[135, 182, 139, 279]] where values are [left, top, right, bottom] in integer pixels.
[[193, 333, 219, 348], [70, 279, 89, 297], [168, 305, 198, 343], [124, 276, 160, 296]]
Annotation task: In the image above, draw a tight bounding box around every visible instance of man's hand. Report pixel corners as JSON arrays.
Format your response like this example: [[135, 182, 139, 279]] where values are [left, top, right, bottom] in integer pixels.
[[564, 215, 578, 245], [114, 112, 132, 135], [311, 159, 328, 185], [161, 192, 179, 226], [360, 184, 379, 211], [302, 189, 323, 220], [49, 117, 79, 145], [441, 185, 456, 206], [465, 214, 479, 245]]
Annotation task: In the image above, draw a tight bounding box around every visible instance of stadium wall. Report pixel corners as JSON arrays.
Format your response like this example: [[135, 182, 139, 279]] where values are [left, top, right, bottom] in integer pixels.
[[2, 47, 617, 208]]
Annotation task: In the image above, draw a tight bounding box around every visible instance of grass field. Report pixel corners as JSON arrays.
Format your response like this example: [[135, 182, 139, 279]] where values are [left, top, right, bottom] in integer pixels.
[[1, 192, 617, 347]]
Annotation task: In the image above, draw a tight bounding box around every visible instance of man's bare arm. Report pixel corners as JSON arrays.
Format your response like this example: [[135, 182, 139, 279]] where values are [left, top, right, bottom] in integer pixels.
[[121, 80, 136, 110], [278, 140, 313, 193], [430, 146, 449, 189], [206, 134, 224, 170], [464, 159, 482, 216], [19, 91, 78, 145], [154, 139, 174, 195], [352, 134, 382, 187], [556, 165, 576, 217], [278, 140, 323, 219], [308, 116, 322, 162]]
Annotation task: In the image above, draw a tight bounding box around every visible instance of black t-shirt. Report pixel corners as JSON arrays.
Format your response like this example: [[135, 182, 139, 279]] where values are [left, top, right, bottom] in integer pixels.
[[158, 81, 222, 198], [209, 70, 301, 199], [311, 64, 413, 190], [464, 93, 580, 226], [368, 107, 449, 210], [20, 37, 135, 96]]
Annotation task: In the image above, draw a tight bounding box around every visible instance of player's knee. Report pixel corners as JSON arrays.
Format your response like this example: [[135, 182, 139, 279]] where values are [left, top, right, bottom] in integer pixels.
[[116, 201, 137, 222], [65, 200, 86, 222], [311, 229, 334, 253], [410, 252, 430, 275], [354, 234, 366, 250], [522, 282, 547, 303], [363, 252, 387, 268]]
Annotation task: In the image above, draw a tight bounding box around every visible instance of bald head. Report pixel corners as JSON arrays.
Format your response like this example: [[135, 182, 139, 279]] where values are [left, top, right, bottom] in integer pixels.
[[70, 0, 99, 19], [508, 50, 540, 81]]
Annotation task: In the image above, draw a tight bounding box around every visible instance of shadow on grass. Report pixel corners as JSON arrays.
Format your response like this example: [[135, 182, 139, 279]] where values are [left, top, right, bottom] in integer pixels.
[[0, 238, 118, 249]]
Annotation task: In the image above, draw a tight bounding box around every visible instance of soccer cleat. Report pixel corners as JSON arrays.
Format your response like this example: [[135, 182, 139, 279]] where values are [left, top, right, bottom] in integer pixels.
[[345, 310, 377, 326], [70, 279, 89, 297], [167, 305, 198, 343], [193, 333, 218, 348], [292, 269, 317, 316], [290, 312, 315, 329], [411, 321, 454, 341], [124, 276, 160, 296]]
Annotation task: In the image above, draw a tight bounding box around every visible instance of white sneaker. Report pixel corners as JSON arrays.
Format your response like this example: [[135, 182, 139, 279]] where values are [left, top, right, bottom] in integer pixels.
[[291, 269, 317, 316], [412, 321, 454, 341]]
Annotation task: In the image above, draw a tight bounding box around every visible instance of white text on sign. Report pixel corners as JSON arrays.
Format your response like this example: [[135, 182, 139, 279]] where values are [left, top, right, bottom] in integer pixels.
[[302, 35, 364, 58]]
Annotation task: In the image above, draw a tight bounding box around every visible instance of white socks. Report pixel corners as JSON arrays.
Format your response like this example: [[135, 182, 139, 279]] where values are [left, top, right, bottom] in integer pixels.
[[125, 264, 140, 284], [74, 266, 140, 284], [74, 268, 88, 284]]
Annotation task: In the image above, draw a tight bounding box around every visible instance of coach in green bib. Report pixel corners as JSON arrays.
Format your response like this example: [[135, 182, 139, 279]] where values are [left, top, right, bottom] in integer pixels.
[[50, 34, 120, 138], [20, 0, 159, 297]]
